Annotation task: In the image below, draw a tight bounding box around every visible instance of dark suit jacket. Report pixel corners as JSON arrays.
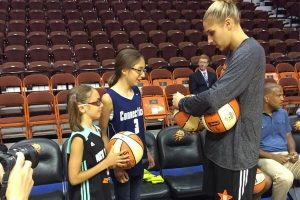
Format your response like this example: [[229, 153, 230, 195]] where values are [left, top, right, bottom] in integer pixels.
[[189, 70, 217, 94]]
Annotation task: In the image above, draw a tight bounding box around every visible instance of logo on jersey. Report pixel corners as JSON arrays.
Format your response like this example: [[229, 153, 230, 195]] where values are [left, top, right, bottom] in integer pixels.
[[218, 189, 232, 200], [120, 107, 143, 121], [91, 142, 95, 146], [95, 149, 106, 162]]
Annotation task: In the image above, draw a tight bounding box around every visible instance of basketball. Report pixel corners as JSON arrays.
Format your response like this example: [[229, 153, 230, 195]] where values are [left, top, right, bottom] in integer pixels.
[[173, 99, 240, 133], [173, 110, 204, 132], [202, 99, 240, 133], [253, 169, 266, 194], [107, 131, 144, 169]]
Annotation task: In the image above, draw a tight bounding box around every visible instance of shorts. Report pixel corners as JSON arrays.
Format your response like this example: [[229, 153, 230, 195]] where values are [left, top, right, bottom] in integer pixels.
[[203, 157, 257, 200]]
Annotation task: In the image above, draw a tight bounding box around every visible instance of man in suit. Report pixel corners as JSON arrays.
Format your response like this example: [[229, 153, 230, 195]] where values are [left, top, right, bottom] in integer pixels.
[[189, 54, 217, 94]]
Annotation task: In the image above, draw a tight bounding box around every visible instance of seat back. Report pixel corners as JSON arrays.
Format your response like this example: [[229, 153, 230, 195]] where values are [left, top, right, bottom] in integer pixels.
[[145, 131, 160, 170], [62, 139, 69, 199], [10, 138, 63, 185], [157, 126, 203, 169]]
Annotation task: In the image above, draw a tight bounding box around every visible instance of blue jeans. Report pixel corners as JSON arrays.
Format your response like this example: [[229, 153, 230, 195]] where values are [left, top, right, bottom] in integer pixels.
[[113, 174, 143, 200]]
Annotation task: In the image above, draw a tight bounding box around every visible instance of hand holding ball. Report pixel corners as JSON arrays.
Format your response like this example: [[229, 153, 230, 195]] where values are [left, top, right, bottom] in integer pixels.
[[173, 99, 240, 133]]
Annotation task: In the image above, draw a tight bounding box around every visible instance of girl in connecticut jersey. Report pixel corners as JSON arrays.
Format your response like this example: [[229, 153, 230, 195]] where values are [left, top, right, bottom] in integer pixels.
[[100, 49, 155, 200], [67, 85, 129, 200]]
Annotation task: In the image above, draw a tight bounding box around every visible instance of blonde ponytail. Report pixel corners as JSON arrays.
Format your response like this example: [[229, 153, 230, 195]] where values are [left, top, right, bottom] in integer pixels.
[[204, 0, 240, 24]]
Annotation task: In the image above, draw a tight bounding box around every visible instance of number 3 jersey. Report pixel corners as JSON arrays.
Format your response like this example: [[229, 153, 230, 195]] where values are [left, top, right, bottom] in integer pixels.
[[107, 86, 147, 176]]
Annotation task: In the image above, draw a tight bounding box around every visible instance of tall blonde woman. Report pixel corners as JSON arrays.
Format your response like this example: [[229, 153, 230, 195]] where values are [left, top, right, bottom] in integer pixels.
[[173, 0, 266, 199]]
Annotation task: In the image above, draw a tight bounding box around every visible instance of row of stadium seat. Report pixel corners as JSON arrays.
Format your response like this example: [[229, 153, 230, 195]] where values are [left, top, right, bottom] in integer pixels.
[[12, 127, 206, 199]]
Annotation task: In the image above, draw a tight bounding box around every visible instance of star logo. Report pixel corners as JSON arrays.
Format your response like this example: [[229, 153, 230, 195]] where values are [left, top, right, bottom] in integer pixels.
[[218, 189, 233, 200]]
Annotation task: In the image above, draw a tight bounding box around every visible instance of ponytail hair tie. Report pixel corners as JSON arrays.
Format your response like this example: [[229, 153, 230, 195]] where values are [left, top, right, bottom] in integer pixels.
[[70, 94, 77, 102]]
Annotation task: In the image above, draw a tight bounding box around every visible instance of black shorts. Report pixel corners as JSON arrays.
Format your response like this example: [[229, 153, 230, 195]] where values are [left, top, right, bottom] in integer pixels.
[[203, 157, 257, 200]]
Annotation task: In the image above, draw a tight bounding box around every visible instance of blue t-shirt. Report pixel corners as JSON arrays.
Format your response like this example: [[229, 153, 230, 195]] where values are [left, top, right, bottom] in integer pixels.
[[107, 86, 147, 176], [260, 108, 292, 152]]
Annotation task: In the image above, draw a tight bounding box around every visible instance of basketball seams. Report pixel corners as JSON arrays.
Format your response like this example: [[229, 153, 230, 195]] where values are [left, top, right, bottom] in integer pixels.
[[121, 142, 136, 168], [216, 109, 227, 131], [107, 131, 144, 169]]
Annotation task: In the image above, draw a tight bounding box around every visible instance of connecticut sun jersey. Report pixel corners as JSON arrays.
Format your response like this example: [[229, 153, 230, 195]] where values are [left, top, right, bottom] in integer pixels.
[[107, 86, 147, 175]]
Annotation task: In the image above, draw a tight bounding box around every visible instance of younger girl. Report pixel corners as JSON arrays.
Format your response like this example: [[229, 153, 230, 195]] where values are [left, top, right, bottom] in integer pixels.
[[100, 49, 155, 200], [67, 85, 129, 200]]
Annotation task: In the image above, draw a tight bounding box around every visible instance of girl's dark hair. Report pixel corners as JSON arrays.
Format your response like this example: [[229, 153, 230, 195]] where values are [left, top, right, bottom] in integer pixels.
[[67, 85, 93, 132], [108, 48, 144, 87]]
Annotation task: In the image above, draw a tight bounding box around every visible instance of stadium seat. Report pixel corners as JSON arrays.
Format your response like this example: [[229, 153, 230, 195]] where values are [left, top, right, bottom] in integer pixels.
[[158, 42, 178, 62], [141, 85, 169, 127], [165, 10, 181, 21], [10, 138, 64, 199], [157, 126, 204, 198], [158, 19, 175, 33], [49, 31, 70, 46], [134, 9, 150, 22], [178, 42, 198, 60], [278, 77, 299, 96], [148, 57, 169, 70], [172, 67, 193, 89], [95, 43, 115, 63], [23, 73, 49, 93], [138, 43, 158, 63], [169, 56, 190, 69], [116, 10, 134, 24], [25, 91, 61, 140], [55, 90, 70, 135], [0, 93, 27, 140], [157, 1, 171, 10], [86, 20, 103, 34], [77, 71, 102, 88], [276, 62, 297, 79], [50, 73, 76, 94], [167, 30, 184, 46], [123, 19, 140, 34], [28, 19, 47, 32], [127, 1, 142, 11], [149, 10, 165, 22], [27, 31, 48, 46], [175, 19, 191, 33], [141, 19, 157, 34], [265, 63, 278, 82], [101, 71, 115, 88], [141, 131, 170, 200], [130, 31, 148, 48], [149, 30, 166, 47], [150, 68, 173, 89], [70, 31, 89, 46], [6, 32, 26, 46]]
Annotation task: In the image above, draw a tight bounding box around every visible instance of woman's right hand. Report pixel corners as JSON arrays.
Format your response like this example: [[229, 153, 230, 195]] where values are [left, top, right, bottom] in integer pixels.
[[105, 147, 130, 168]]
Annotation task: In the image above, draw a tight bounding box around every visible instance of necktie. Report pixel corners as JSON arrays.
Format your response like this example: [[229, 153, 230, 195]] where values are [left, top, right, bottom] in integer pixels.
[[203, 72, 209, 86]]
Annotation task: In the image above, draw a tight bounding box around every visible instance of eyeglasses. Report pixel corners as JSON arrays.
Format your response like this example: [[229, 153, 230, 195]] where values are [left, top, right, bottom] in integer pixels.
[[81, 98, 102, 107], [131, 68, 146, 75]]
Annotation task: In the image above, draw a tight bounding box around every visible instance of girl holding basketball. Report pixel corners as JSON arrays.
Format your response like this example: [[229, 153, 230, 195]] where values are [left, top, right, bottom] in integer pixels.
[[67, 85, 129, 200], [173, 0, 265, 199], [100, 49, 155, 200]]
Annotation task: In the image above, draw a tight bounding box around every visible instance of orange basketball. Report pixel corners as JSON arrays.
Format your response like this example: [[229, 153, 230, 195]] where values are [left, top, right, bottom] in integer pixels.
[[173, 110, 205, 132], [201, 99, 240, 133], [173, 99, 240, 133], [107, 131, 144, 169], [253, 169, 266, 194]]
